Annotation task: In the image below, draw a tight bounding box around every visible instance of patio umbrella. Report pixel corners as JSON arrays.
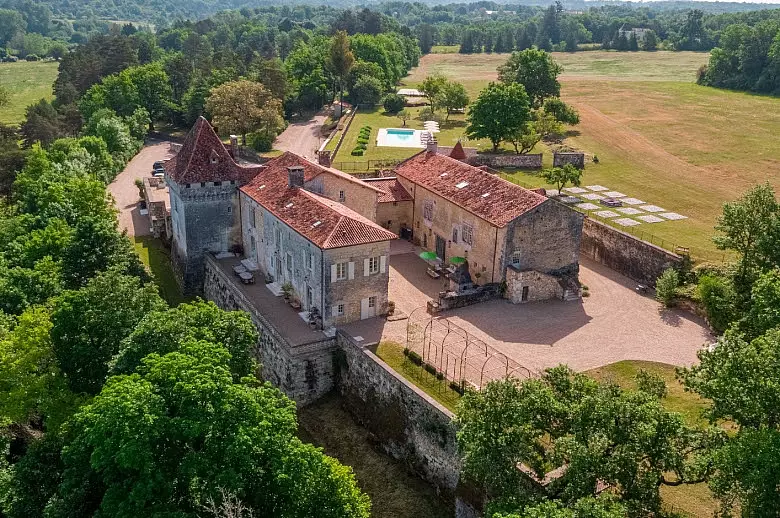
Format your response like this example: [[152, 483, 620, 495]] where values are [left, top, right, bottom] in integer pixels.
[[419, 251, 437, 261], [450, 256, 467, 264]]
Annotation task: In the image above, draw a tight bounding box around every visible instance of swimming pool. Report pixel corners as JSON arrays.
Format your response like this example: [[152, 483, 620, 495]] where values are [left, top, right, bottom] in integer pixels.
[[377, 128, 424, 148]]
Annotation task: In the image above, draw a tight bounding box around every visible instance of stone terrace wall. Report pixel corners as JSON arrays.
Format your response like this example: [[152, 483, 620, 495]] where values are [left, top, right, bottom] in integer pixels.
[[580, 218, 682, 287], [466, 153, 543, 170], [336, 332, 461, 495], [553, 152, 585, 168], [203, 255, 337, 405]]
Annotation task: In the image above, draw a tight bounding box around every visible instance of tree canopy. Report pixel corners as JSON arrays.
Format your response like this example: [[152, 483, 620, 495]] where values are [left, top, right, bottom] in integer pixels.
[[466, 82, 531, 152], [498, 48, 563, 108]]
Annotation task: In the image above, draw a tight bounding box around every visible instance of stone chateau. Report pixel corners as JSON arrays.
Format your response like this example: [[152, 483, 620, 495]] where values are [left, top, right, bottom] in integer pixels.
[[165, 118, 583, 329]]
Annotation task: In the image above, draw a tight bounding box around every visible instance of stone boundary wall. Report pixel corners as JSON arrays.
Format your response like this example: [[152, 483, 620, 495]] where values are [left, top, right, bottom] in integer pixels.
[[331, 107, 359, 159], [580, 218, 682, 287], [553, 152, 585, 168], [466, 153, 543, 169], [203, 255, 337, 405], [336, 331, 461, 494]]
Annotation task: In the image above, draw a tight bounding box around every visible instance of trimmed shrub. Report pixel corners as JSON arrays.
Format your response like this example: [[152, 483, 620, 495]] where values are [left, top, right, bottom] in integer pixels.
[[655, 268, 679, 307], [449, 381, 465, 395], [25, 54, 40, 61], [423, 363, 437, 376], [435, 372, 445, 381], [403, 347, 410, 356], [407, 350, 423, 365], [350, 148, 364, 156]]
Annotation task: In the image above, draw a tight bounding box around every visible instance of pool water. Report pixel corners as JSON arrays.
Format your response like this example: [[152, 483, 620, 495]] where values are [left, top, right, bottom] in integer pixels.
[[384, 128, 417, 145]]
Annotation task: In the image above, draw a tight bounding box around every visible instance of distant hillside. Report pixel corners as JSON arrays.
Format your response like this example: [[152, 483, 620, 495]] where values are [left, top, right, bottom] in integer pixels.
[[4, 0, 779, 24]]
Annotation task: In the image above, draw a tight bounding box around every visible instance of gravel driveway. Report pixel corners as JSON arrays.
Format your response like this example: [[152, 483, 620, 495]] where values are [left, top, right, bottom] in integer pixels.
[[274, 112, 328, 158], [108, 140, 175, 237]]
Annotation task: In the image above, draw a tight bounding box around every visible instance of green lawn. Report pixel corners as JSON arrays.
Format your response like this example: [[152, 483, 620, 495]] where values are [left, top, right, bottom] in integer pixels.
[[0, 60, 59, 124], [331, 105, 549, 169], [586, 361, 719, 518], [132, 236, 189, 306], [393, 50, 780, 261], [374, 341, 462, 413]]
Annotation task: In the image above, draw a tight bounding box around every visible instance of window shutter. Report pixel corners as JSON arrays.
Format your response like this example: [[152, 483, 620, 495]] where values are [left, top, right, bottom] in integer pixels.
[[363, 258, 370, 277], [380, 255, 387, 273], [332, 305, 339, 318], [348, 261, 355, 280], [330, 264, 337, 283]]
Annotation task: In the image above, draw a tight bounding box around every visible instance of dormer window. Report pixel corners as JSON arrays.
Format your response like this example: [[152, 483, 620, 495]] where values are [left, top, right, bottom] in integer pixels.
[[210, 149, 220, 165]]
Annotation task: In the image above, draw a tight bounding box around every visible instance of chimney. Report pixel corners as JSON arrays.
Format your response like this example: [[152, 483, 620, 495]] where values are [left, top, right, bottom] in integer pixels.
[[426, 136, 438, 155], [287, 165, 305, 188]]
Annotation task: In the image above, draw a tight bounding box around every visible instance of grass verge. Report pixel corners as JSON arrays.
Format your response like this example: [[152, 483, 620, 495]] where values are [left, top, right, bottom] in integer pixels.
[[132, 235, 189, 306], [298, 394, 451, 518], [374, 341, 462, 412], [0, 60, 59, 124]]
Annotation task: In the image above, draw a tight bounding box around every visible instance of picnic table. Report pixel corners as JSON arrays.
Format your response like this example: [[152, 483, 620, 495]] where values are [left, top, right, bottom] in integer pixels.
[[238, 271, 255, 284]]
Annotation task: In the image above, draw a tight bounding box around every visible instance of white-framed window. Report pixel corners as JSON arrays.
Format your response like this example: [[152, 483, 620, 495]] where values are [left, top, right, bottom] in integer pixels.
[[286, 252, 293, 274], [275, 228, 281, 246], [336, 262, 347, 280], [308, 252, 314, 271], [336, 303, 345, 316], [512, 251, 521, 266], [423, 200, 433, 223], [338, 190, 346, 202], [368, 296, 376, 308], [452, 226, 458, 244], [462, 223, 474, 246], [250, 235, 256, 252], [227, 205, 232, 214], [368, 256, 380, 274], [249, 207, 256, 228]]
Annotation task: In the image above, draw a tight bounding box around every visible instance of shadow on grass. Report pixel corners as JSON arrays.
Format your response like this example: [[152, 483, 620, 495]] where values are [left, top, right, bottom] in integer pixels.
[[132, 236, 190, 306]]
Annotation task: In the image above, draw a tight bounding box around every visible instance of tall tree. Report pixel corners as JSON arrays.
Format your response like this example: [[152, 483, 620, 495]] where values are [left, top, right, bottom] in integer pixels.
[[51, 269, 165, 395], [45, 340, 371, 517], [466, 82, 531, 152], [328, 30, 355, 113], [205, 80, 284, 145], [440, 80, 469, 121], [420, 73, 448, 113], [498, 49, 563, 108]]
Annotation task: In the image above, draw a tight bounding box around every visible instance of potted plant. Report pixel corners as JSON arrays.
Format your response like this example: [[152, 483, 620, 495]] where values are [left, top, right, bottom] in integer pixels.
[[281, 282, 293, 302]]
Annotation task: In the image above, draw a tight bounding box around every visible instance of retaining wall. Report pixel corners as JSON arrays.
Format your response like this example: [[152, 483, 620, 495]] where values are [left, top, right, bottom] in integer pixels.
[[580, 218, 682, 286], [466, 153, 543, 169], [203, 255, 337, 405], [553, 152, 585, 168]]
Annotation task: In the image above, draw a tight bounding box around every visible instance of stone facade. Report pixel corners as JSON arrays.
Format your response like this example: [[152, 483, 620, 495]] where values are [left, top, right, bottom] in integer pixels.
[[399, 177, 508, 285], [239, 191, 391, 328], [204, 255, 337, 404], [504, 200, 584, 280], [505, 268, 564, 303], [376, 200, 413, 235], [336, 332, 461, 496], [466, 153, 543, 169], [169, 178, 242, 294], [304, 172, 379, 222], [580, 217, 682, 287], [142, 176, 171, 240], [325, 243, 391, 326], [553, 152, 585, 169]]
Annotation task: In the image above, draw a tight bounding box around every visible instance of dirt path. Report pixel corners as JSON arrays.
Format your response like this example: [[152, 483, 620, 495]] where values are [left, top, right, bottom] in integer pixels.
[[274, 112, 327, 159], [108, 140, 174, 237]]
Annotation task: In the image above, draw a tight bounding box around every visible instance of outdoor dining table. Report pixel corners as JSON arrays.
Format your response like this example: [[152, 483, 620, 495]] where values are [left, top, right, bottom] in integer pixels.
[[238, 271, 255, 284]]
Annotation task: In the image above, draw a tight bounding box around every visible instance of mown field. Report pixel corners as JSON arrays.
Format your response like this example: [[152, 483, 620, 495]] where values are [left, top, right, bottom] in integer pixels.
[[0, 60, 59, 124], [335, 50, 780, 260]]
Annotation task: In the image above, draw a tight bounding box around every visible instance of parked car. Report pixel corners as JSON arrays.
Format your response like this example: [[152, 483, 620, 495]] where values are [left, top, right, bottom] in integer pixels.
[[152, 161, 165, 176]]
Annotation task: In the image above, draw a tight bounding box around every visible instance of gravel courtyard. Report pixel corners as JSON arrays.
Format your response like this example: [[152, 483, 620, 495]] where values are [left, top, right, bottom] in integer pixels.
[[342, 242, 713, 377]]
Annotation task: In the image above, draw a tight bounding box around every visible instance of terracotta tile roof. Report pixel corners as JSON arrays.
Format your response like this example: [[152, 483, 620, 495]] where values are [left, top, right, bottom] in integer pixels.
[[363, 178, 413, 203], [241, 153, 396, 249], [394, 151, 547, 227], [164, 117, 263, 185], [449, 141, 467, 160], [268, 151, 384, 194]]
